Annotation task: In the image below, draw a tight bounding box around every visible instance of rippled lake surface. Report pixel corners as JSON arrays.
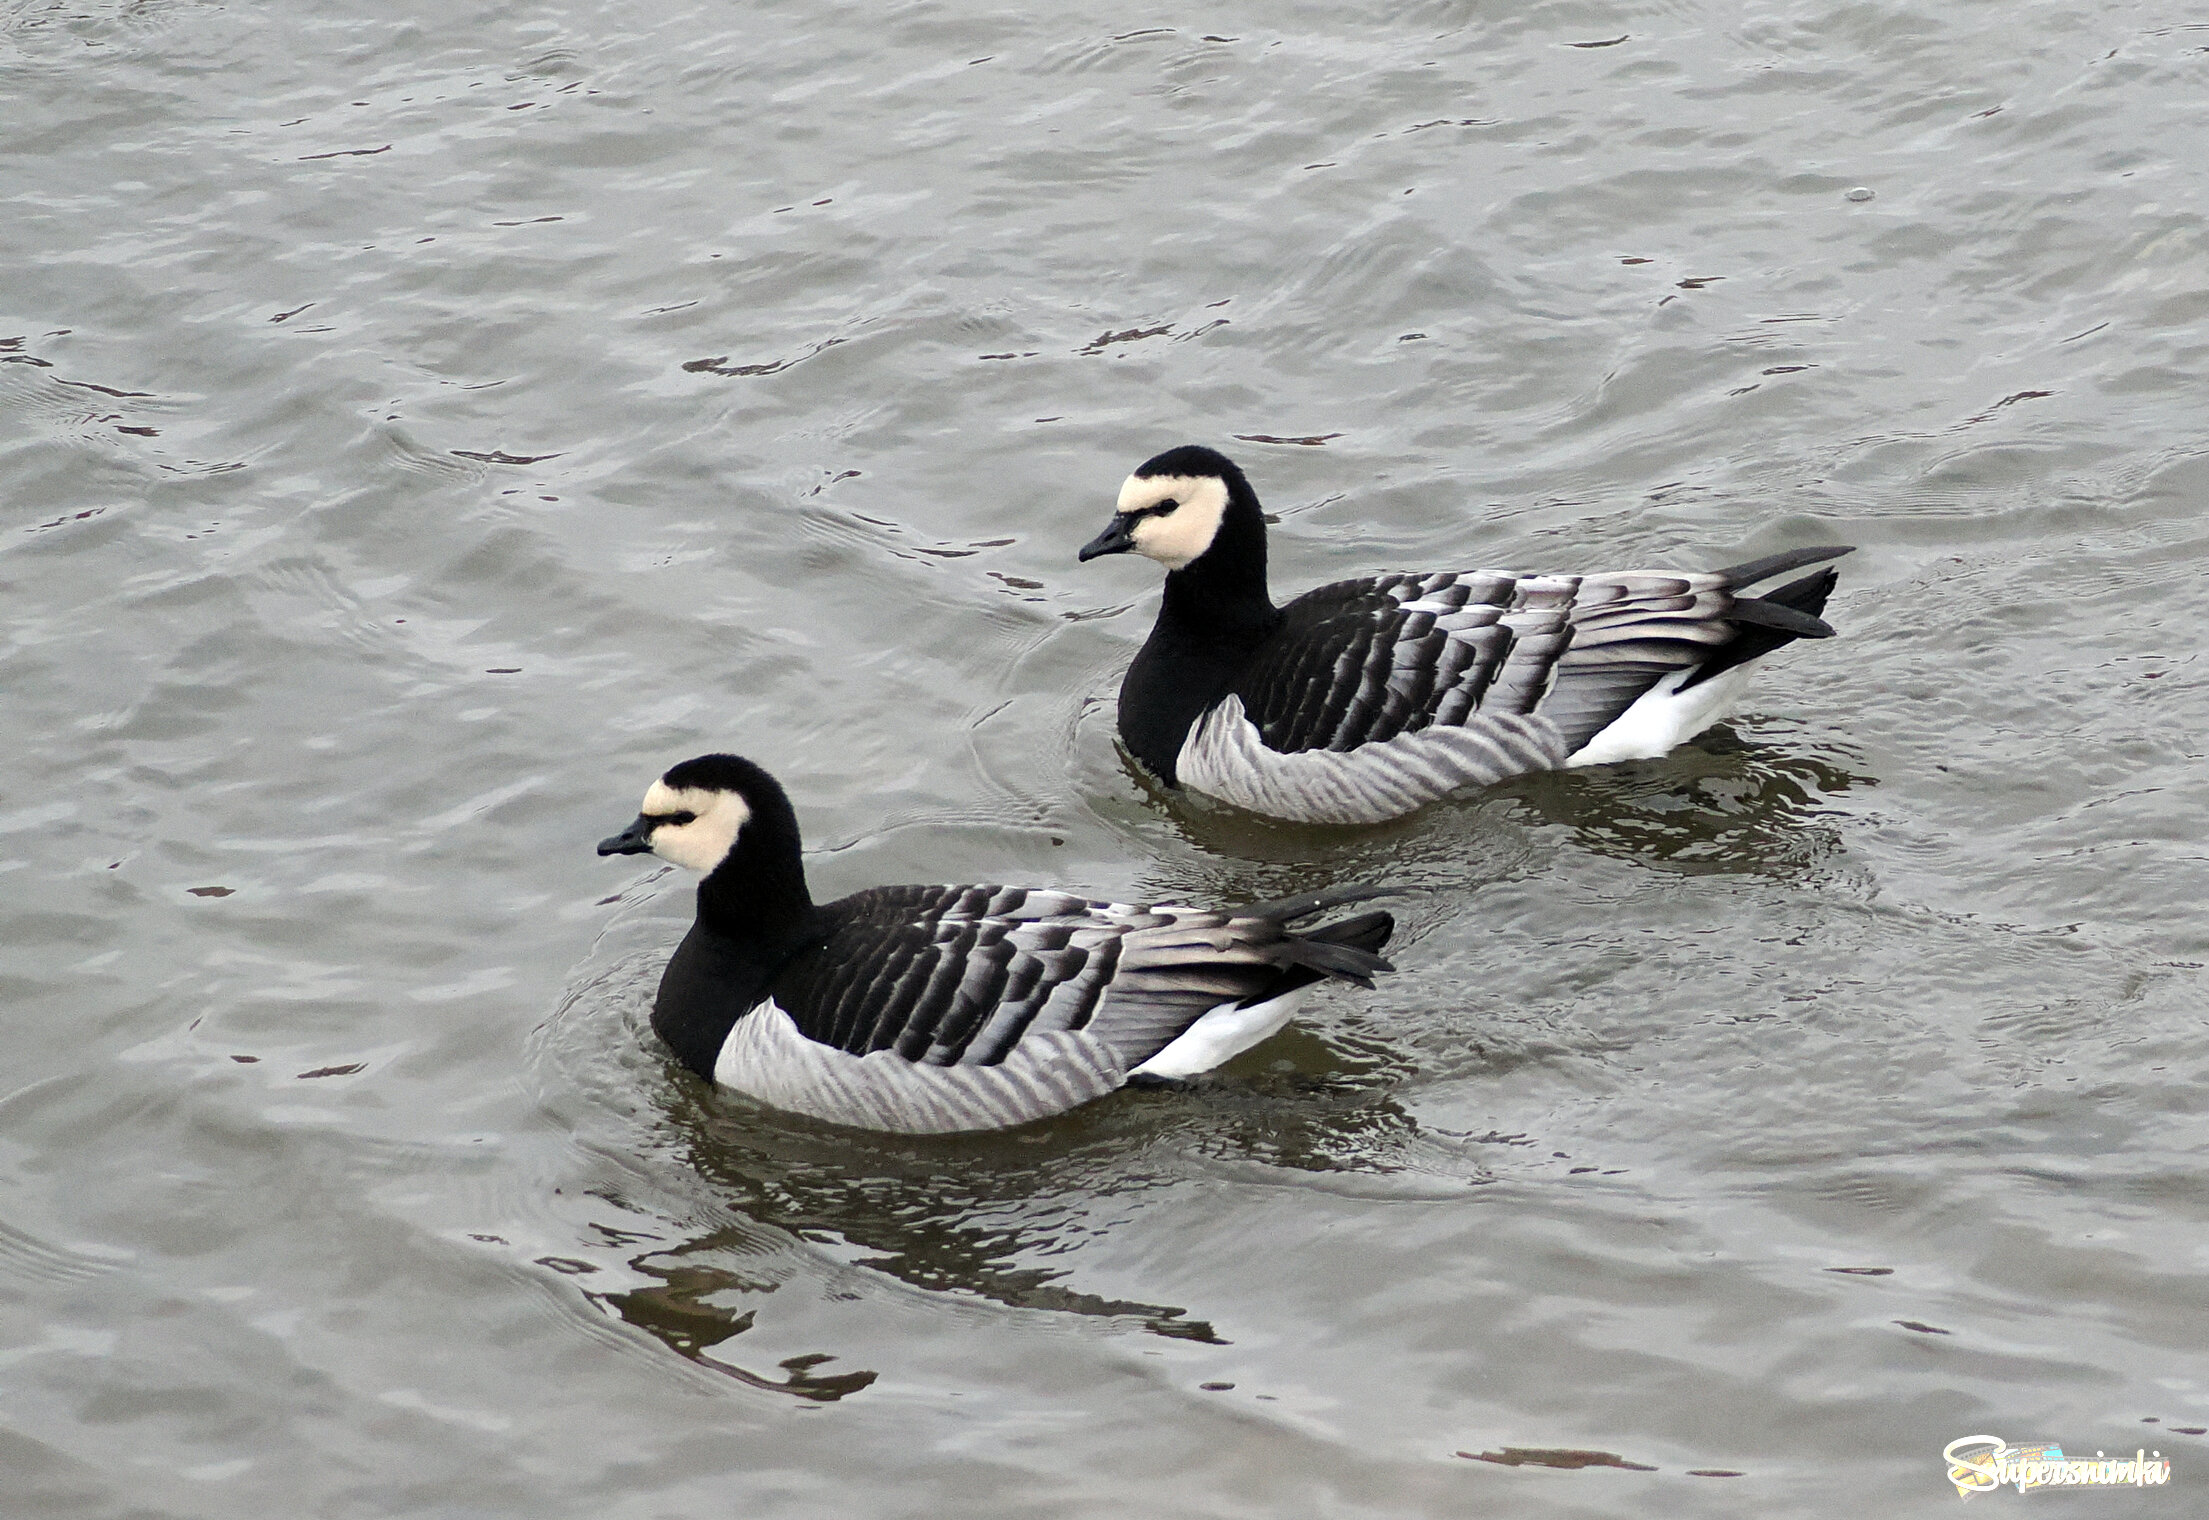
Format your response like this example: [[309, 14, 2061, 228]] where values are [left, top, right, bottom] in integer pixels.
[[7, 1, 2209, 1514]]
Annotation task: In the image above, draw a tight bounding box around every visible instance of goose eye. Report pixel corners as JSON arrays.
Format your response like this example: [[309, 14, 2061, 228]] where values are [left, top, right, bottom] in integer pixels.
[[1153, 497, 1179, 515], [663, 811, 697, 827]]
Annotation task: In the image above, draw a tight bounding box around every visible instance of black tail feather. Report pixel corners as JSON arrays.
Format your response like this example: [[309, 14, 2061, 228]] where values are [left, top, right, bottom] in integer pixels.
[[1239, 906, 1396, 1005], [1726, 591, 1835, 641], [1711, 544, 1854, 588], [1231, 882, 1404, 925], [1304, 908, 1395, 956], [1680, 565, 1844, 689]]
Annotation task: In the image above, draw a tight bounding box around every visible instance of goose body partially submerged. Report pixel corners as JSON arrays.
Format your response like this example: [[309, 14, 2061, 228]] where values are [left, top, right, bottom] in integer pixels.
[[597, 753, 1394, 1134], [1079, 445, 1853, 825]]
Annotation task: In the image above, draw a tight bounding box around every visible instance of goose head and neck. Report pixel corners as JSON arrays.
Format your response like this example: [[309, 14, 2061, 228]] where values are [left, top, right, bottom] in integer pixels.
[[598, 753, 819, 1079], [1077, 445, 1276, 634], [1077, 447, 1285, 783], [597, 753, 814, 945]]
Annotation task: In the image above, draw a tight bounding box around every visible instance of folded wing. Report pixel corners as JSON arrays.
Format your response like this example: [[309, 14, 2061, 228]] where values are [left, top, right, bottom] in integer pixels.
[[724, 884, 1391, 1132], [1188, 558, 1846, 823]]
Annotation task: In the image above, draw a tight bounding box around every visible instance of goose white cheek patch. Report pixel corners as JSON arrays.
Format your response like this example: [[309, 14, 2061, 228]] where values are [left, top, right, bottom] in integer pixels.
[[640, 779, 750, 874], [1117, 474, 1228, 571]]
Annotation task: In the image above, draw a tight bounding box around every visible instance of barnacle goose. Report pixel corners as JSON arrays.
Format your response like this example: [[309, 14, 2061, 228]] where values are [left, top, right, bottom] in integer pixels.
[[595, 753, 1396, 1134], [1077, 445, 1854, 825]]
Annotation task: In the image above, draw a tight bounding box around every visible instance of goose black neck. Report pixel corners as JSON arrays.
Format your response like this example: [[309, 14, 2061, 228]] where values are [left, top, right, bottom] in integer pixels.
[[1159, 483, 1276, 638], [642, 758, 823, 1081], [694, 798, 815, 951]]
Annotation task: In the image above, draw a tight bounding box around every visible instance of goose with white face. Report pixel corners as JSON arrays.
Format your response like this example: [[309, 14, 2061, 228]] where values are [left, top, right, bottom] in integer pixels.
[[1075, 472, 1230, 572], [593, 749, 1399, 1134], [1075, 443, 1855, 824], [595, 779, 751, 874]]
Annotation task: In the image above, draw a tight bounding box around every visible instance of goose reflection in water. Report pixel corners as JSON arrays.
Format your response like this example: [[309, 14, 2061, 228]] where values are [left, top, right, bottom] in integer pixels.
[[590, 1027, 1462, 1385], [1498, 729, 1868, 877]]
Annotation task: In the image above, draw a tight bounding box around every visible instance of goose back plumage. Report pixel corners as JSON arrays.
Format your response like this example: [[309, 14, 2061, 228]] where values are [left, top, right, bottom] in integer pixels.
[[711, 884, 1388, 1133]]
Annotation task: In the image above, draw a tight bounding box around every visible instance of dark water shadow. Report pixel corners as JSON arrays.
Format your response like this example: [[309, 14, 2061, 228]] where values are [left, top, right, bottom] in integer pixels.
[[595, 1233, 881, 1401], [590, 1024, 1452, 1364], [1492, 726, 1871, 878]]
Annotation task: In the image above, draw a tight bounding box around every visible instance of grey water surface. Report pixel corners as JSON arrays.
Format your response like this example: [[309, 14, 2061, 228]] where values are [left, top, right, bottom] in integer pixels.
[[6, 1, 2208, 1515]]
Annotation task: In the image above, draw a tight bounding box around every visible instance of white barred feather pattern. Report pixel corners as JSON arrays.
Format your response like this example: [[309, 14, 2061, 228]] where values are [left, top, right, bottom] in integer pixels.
[[725, 884, 1393, 1131], [1236, 569, 1738, 760]]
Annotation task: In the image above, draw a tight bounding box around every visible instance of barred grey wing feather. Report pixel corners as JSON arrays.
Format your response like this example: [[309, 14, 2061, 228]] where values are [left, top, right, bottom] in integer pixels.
[[1237, 574, 1537, 754], [1071, 906, 1372, 1067], [729, 886, 1395, 1131], [770, 886, 1350, 1075], [1529, 663, 1674, 746], [1239, 579, 1405, 752], [771, 885, 1119, 1066], [1182, 561, 1827, 819], [1273, 568, 1761, 762], [1530, 570, 1742, 750]]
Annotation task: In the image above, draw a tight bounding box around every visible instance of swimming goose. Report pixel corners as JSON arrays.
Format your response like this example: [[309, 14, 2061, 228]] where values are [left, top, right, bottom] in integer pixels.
[[1077, 445, 1853, 825], [595, 753, 1395, 1134]]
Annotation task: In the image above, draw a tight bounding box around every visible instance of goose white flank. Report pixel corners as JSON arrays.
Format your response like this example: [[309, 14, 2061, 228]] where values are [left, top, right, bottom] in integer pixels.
[[1078, 445, 1853, 825], [595, 753, 1396, 1134]]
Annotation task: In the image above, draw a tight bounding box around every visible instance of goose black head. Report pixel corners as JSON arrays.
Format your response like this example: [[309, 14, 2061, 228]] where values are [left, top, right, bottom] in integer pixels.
[[597, 753, 803, 881], [1077, 444, 1264, 573]]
